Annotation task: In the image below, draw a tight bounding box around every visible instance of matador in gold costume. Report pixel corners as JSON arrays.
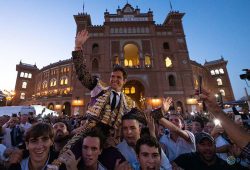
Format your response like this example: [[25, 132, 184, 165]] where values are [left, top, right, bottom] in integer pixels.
[[49, 30, 136, 169]]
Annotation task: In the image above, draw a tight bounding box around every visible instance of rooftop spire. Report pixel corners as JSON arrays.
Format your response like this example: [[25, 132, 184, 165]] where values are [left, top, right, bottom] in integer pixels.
[[169, 0, 173, 11], [82, 0, 85, 13]]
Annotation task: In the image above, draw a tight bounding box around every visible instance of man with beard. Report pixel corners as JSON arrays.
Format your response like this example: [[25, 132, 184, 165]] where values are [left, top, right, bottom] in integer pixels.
[[173, 132, 234, 170], [53, 121, 71, 152]]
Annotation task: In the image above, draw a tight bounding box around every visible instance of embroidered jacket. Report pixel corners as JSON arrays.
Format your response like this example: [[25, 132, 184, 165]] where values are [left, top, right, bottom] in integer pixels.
[[50, 50, 135, 168]]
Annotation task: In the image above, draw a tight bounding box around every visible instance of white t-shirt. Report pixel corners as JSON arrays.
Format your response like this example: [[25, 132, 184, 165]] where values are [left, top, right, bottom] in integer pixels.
[[2, 127, 12, 148], [215, 135, 229, 161], [160, 130, 196, 161], [0, 144, 7, 161], [20, 122, 32, 133]]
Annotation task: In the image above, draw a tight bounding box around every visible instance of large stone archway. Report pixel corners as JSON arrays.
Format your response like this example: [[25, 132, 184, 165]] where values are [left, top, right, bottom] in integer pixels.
[[123, 80, 145, 109]]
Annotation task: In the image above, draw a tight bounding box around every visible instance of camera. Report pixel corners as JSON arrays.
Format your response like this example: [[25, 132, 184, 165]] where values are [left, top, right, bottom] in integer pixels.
[[240, 69, 250, 81]]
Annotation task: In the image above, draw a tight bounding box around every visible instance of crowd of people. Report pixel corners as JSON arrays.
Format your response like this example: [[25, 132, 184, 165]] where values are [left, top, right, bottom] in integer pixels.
[[0, 29, 249, 170], [0, 102, 249, 170]]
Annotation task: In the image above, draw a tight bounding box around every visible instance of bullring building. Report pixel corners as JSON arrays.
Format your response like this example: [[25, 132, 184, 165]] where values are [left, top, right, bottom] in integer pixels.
[[13, 3, 234, 116]]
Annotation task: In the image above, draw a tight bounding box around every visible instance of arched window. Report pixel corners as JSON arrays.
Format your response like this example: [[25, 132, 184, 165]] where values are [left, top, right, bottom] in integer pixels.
[[145, 55, 151, 67], [22, 82, 27, 89], [92, 43, 99, 53], [168, 75, 176, 86], [65, 78, 68, 85], [60, 76, 68, 85], [124, 59, 134, 67], [219, 68, 224, 74], [220, 89, 225, 96], [20, 93, 25, 99], [217, 78, 223, 86], [20, 72, 24, 77], [210, 70, 215, 75], [124, 59, 128, 66], [131, 86, 136, 94], [124, 87, 130, 94], [92, 58, 99, 71], [114, 56, 120, 65], [124, 44, 140, 68], [24, 73, 28, 78], [128, 60, 133, 67], [37, 82, 41, 91], [215, 69, 219, 75], [42, 81, 48, 89], [50, 78, 57, 87], [165, 57, 172, 68], [163, 42, 170, 50], [122, 86, 136, 94], [194, 79, 199, 89], [28, 73, 32, 78]]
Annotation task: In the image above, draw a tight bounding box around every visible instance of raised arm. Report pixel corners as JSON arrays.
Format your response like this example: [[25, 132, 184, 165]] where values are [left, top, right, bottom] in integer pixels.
[[151, 98, 192, 142], [72, 30, 98, 90], [158, 116, 192, 143], [201, 92, 250, 149]]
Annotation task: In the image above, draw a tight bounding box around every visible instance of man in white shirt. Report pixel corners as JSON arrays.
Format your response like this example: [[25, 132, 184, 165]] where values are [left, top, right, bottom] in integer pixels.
[[151, 98, 196, 162], [19, 113, 31, 133], [117, 110, 172, 170], [159, 113, 196, 161]]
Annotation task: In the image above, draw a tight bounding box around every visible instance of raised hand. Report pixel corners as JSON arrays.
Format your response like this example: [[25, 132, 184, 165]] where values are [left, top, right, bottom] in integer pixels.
[[144, 111, 156, 137], [197, 90, 222, 114], [74, 29, 89, 51], [162, 97, 172, 113], [58, 149, 80, 170]]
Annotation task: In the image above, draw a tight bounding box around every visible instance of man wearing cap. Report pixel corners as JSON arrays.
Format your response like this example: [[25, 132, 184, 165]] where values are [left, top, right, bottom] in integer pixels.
[[172, 132, 234, 170]]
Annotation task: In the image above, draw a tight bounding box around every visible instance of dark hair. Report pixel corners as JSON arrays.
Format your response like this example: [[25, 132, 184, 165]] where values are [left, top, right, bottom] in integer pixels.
[[135, 136, 161, 157], [112, 65, 127, 80], [53, 120, 71, 133], [192, 116, 204, 128], [25, 123, 54, 142], [122, 108, 147, 125], [84, 127, 106, 149], [168, 113, 184, 124], [122, 112, 140, 122]]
